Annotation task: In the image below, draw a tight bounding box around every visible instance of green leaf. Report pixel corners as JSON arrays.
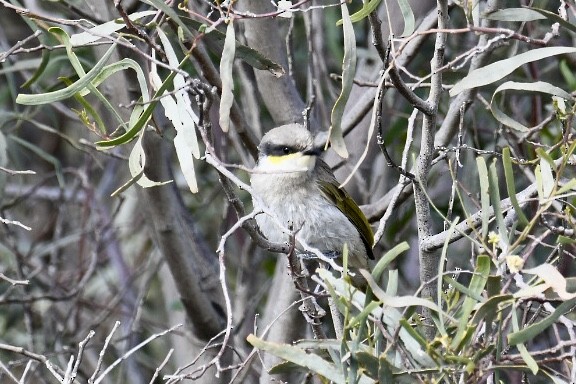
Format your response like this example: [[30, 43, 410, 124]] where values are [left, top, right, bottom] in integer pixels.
[[371, 241, 409, 281], [112, 128, 173, 196], [9, 135, 64, 186], [488, 161, 508, 248], [502, 148, 529, 225], [490, 81, 574, 132], [528, 7, 576, 34], [558, 235, 576, 245], [476, 157, 490, 239], [443, 276, 484, 302], [557, 178, 576, 195], [396, 0, 415, 36], [361, 270, 446, 316], [22, 50, 51, 88], [60, 76, 107, 135], [508, 297, 576, 345], [451, 255, 490, 351], [437, 218, 459, 336], [16, 41, 117, 105], [355, 351, 379, 378], [219, 21, 235, 133], [450, 47, 576, 96], [247, 334, 345, 384], [183, 18, 284, 76], [329, 2, 355, 158], [511, 309, 539, 374], [537, 149, 555, 198], [0, 131, 7, 167], [559, 60, 576, 91], [471, 294, 513, 324], [143, 0, 284, 75], [70, 11, 156, 46], [378, 356, 395, 383], [96, 56, 183, 147], [336, 0, 381, 26], [484, 8, 546, 21]]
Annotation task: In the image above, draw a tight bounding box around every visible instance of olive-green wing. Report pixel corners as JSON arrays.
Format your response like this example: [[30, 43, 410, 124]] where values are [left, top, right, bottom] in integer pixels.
[[316, 161, 374, 259]]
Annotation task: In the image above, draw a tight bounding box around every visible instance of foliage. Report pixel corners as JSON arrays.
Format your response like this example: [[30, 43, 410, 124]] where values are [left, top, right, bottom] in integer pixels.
[[0, 0, 575, 383]]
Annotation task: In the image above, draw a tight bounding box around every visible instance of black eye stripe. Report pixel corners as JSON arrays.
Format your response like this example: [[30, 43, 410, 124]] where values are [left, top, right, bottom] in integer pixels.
[[262, 143, 299, 156]]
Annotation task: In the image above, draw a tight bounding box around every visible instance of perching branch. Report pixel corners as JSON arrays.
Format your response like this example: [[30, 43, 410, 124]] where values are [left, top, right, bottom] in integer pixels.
[[412, 0, 448, 339], [421, 183, 539, 252]]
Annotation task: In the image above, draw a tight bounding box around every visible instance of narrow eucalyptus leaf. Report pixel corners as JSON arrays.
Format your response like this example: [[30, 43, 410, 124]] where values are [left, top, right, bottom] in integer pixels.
[[16, 43, 117, 105], [485, 8, 546, 21], [329, 2, 355, 158], [490, 81, 573, 132], [450, 47, 576, 96], [219, 22, 236, 133], [476, 157, 490, 239], [70, 11, 156, 46], [247, 334, 346, 384], [502, 148, 529, 224]]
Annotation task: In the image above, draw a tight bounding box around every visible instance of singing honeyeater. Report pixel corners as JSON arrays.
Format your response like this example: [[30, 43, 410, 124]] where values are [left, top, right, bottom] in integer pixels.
[[250, 123, 374, 281]]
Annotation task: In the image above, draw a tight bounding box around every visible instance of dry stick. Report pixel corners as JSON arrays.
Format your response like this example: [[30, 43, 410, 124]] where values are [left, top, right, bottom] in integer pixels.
[[70, 330, 95, 382], [148, 348, 174, 384], [374, 108, 418, 243], [164, 329, 227, 382], [88, 321, 120, 383], [92, 324, 181, 384], [444, 103, 467, 231]]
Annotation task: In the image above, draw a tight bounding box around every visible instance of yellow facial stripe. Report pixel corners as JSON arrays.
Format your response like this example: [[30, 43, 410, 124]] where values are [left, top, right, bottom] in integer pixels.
[[259, 153, 316, 173], [267, 153, 300, 165]]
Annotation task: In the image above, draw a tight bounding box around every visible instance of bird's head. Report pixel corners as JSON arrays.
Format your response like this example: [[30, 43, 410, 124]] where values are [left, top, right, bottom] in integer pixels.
[[256, 124, 327, 174]]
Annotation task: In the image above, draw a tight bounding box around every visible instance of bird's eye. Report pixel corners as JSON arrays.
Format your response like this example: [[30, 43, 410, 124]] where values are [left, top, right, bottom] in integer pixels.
[[282, 147, 291, 154]]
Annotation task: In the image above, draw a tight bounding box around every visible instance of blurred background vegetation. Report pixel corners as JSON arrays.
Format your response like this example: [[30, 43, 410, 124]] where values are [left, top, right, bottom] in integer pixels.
[[0, 0, 575, 383]]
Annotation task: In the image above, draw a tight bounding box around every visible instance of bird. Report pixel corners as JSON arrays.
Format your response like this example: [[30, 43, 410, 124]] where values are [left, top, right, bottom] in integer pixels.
[[250, 123, 374, 285]]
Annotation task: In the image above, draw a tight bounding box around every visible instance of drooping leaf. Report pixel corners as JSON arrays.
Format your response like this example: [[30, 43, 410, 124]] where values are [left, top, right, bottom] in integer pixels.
[[490, 81, 573, 132], [451, 255, 490, 351], [155, 28, 200, 193], [537, 149, 555, 199], [96, 55, 183, 147], [111, 129, 172, 195], [70, 11, 157, 46], [361, 270, 446, 315], [488, 161, 508, 249], [370, 241, 408, 283], [329, 2, 355, 158], [396, 0, 415, 36], [528, 7, 576, 34], [450, 47, 576, 96], [521, 264, 576, 300], [485, 8, 546, 22], [16, 41, 117, 105], [247, 334, 346, 384], [476, 157, 490, 239], [502, 147, 529, 225], [183, 18, 284, 76], [219, 21, 235, 133], [336, 0, 381, 26], [508, 297, 576, 345], [21, 50, 51, 88], [511, 309, 539, 374]]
